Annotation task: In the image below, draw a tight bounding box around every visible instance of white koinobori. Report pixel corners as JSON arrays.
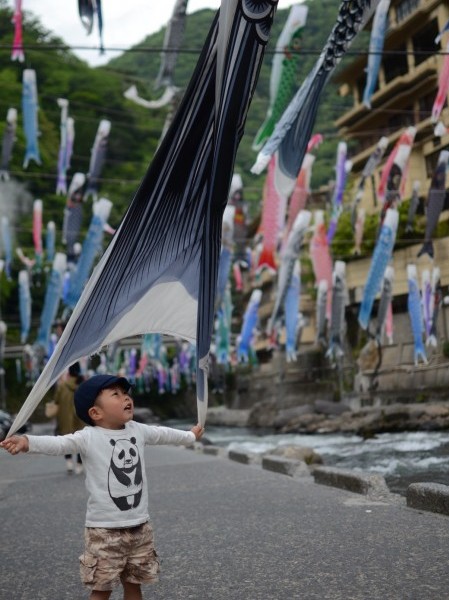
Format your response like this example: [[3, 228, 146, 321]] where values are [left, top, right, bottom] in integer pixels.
[[8, 0, 279, 436], [123, 0, 189, 110]]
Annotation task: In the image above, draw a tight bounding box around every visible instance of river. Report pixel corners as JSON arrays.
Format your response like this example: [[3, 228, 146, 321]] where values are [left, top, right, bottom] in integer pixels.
[[169, 422, 449, 496]]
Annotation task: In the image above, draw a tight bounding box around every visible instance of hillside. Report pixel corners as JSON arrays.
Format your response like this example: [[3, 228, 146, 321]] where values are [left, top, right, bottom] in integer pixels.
[[0, 0, 166, 330], [0, 0, 167, 225]]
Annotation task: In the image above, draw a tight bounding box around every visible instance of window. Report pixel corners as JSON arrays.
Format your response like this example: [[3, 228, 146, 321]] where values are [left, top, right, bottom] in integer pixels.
[[356, 71, 380, 103], [419, 91, 436, 121], [412, 19, 439, 66], [396, 0, 420, 25], [387, 106, 414, 131], [356, 135, 381, 154], [383, 45, 409, 82], [425, 151, 444, 178]]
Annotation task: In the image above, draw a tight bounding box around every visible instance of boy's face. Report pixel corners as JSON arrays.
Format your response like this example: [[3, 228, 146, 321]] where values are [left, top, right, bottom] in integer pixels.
[[91, 385, 134, 429]]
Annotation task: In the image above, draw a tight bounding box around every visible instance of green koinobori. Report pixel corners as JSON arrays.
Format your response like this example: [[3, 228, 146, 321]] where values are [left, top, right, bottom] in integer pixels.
[[252, 4, 308, 151]]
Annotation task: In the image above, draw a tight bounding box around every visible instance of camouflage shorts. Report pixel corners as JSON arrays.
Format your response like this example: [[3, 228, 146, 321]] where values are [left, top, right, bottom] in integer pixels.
[[79, 522, 160, 591]]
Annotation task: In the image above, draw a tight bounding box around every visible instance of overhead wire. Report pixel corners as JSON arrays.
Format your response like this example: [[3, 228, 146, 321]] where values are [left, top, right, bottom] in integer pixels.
[[0, 18, 446, 203], [5, 43, 449, 57]]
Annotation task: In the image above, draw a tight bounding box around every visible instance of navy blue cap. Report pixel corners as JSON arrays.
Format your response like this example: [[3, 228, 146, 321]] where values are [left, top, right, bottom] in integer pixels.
[[74, 374, 131, 426]]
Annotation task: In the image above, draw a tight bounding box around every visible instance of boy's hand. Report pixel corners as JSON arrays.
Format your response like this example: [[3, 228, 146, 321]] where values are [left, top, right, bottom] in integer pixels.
[[0, 435, 29, 454], [191, 424, 205, 440]]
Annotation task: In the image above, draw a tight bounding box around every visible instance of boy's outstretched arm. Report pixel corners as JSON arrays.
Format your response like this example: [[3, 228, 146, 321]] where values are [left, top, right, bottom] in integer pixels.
[[0, 435, 29, 454], [191, 424, 205, 440]]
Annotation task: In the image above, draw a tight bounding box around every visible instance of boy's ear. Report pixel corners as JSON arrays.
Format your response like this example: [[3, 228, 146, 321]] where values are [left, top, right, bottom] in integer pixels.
[[88, 405, 102, 423]]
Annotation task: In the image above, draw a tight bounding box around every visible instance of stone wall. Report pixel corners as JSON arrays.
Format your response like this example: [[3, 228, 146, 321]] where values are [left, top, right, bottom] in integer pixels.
[[230, 349, 339, 411]]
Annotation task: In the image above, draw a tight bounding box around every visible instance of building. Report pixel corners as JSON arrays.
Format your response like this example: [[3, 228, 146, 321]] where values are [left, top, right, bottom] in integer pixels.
[[335, 0, 449, 207], [333, 0, 449, 296], [232, 1, 449, 400], [328, 0, 449, 394]]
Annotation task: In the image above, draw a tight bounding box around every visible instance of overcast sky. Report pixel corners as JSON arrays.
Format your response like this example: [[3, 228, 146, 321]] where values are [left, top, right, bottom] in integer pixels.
[[23, 0, 294, 67]]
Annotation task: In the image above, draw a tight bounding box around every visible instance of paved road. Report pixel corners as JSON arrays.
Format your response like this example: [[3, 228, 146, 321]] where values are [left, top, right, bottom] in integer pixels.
[[1, 433, 449, 600]]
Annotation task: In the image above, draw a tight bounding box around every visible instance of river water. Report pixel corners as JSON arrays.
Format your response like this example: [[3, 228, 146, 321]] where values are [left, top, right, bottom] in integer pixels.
[[35, 419, 449, 495], [183, 423, 449, 496]]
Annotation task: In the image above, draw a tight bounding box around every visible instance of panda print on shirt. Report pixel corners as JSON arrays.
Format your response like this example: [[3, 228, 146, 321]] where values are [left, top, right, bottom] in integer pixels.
[[108, 437, 143, 511]]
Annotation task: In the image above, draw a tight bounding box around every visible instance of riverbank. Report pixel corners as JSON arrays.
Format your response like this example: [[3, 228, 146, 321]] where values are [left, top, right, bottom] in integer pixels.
[[219, 445, 449, 518], [206, 400, 449, 436]]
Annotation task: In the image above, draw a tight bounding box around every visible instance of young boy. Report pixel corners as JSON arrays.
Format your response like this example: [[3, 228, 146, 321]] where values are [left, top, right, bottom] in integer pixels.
[[1, 374, 204, 600]]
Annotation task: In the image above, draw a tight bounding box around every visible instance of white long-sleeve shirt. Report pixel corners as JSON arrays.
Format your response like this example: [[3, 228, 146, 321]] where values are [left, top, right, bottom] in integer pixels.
[[27, 422, 195, 528]]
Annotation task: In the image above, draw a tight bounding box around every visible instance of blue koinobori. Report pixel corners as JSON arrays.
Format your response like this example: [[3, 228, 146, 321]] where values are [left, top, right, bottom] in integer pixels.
[[362, 0, 390, 109], [22, 69, 41, 168], [35, 253, 67, 354], [358, 208, 398, 330]]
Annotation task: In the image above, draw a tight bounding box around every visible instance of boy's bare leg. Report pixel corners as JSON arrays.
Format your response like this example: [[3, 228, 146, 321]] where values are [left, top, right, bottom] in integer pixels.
[[123, 581, 143, 600], [90, 591, 112, 600]]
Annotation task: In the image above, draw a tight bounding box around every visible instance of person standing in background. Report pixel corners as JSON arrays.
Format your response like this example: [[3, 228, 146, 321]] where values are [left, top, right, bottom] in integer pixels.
[[55, 362, 84, 474]]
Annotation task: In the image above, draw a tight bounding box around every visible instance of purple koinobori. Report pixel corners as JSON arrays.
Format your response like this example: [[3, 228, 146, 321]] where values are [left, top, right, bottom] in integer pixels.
[[84, 119, 111, 200], [326, 142, 352, 244], [8, 0, 279, 436], [284, 261, 301, 362]]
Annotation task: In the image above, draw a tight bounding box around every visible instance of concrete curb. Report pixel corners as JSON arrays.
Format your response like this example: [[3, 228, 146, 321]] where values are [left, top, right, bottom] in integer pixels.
[[202, 445, 222, 456], [197, 447, 389, 494], [312, 466, 390, 497], [228, 449, 259, 465], [406, 483, 449, 516], [194, 447, 446, 511], [261, 455, 309, 478]]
